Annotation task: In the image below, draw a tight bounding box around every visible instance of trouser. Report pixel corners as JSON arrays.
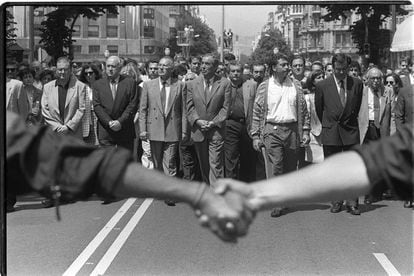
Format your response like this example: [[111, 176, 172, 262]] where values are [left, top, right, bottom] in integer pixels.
[[99, 139, 134, 152], [150, 141, 178, 177], [179, 142, 200, 181], [224, 119, 256, 182], [363, 121, 382, 201], [263, 122, 299, 176], [194, 135, 225, 186], [323, 144, 358, 207]]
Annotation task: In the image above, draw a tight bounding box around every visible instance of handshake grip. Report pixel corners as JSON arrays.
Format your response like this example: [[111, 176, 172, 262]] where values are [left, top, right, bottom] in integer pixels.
[[193, 179, 257, 242]]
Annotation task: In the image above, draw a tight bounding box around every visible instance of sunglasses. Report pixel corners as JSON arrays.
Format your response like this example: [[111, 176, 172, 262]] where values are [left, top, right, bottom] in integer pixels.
[[85, 71, 95, 76], [385, 81, 395, 85], [292, 64, 304, 68]]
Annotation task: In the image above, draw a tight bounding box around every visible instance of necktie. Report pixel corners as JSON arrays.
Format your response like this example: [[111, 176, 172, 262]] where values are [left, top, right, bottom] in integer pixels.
[[160, 81, 167, 113], [373, 90, 380, 128], [339, 80, 346, 107], [111, 80, 117, 100], [204, 80, 210, 101]]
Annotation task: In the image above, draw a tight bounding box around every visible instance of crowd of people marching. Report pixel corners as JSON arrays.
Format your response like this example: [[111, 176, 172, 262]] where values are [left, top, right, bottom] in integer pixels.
[[5, 51, 414, 217]]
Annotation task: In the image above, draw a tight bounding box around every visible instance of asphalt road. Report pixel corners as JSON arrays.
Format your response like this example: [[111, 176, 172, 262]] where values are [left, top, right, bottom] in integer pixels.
[[7, 193, 413, 276]]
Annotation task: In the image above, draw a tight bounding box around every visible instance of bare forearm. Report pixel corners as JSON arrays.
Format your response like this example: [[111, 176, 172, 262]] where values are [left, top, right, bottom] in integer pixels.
[[249, 152, 371, 211], [115, 163, 203, 207]]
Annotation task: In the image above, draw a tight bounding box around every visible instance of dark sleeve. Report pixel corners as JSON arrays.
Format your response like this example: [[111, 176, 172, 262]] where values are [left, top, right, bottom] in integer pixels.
[[117, 79, 139, 125], [352, 125, 413, 200], [92, 82, 112, 127], [6, 112, 133, 201], [314, 83, 323, 123]]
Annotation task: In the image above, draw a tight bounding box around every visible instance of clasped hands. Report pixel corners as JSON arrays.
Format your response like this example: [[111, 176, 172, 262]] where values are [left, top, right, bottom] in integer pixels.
[[196, 119, 215, 132], [109, 120, 122, 131], [194, 179, 257, 242]]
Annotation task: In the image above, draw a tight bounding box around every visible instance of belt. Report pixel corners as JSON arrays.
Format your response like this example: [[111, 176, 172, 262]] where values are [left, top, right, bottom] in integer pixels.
[[266, 121, 297, 126], [229, 118, 245, 124]]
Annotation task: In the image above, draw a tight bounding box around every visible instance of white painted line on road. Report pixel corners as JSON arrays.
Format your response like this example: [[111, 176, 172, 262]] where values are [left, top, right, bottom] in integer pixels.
[[373, 253, 402, 276], [62, 198, 136, 276], [90, 198, 153, 276]]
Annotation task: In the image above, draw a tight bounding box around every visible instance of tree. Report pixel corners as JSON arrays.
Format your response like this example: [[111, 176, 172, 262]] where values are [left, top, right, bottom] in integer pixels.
[[39, 6, 118, 63], [250, 29, 291, 65], [167, 11, 217, 58], [320, 4, 408, 65], [6, 8, 17, 60]]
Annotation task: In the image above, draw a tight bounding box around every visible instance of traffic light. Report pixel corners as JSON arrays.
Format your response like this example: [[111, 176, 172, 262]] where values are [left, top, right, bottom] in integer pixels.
[[363, 43, 370, 58]]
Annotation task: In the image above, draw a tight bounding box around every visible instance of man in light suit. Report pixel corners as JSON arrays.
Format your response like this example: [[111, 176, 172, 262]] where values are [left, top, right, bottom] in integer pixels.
[[315, 53, 363, 215], [41, 56, 86, 139], [224, 61, 257, 182], [139, 56, 186, 190], [186, 53, 232, 185], [93, 56, 139, 151]]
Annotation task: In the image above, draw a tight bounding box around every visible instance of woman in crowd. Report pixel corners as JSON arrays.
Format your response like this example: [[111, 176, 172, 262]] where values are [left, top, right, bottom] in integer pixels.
[[78, 63, 101, 146], [17, 67, 43, 126], [39, 68, 55, 88], [303, 70, 325, 165], [384, 72, 403, 135]]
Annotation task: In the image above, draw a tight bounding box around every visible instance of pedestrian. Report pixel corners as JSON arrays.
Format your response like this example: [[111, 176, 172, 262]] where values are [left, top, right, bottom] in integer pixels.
[[250, 53, 310, 217]]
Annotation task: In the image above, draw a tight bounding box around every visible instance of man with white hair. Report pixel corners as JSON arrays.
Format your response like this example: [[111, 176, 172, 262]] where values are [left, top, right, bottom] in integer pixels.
[[93, 55, 139, 151]]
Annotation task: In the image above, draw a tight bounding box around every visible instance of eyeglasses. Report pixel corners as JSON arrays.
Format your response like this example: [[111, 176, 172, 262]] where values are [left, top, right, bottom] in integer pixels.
[[370, 77, 381, 80], [85, 71, 95, 76], [292, 64, 304, 68], [385, 81, 395, 85]]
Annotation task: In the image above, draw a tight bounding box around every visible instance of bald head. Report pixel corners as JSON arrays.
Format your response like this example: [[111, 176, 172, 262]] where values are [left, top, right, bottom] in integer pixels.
[[106, 56, 122, 80]]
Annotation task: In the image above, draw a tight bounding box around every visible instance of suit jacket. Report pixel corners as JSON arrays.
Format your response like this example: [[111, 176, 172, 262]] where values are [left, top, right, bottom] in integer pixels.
[[139, 77, 186, 142], [6, 79, 24, 113], [92, 75, 139, 143], [186, 74, 232, 142], [395, 83, 414, 131], [41, 74, 86, 139], [229, 79, 257, 133], [358, 85, 392, 142], [315, 75, 363, 146], [250, 77, 310, 146]]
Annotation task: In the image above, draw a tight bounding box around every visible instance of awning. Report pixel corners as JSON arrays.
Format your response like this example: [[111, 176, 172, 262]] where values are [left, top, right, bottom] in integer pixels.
[[390, 14, 414, 52]]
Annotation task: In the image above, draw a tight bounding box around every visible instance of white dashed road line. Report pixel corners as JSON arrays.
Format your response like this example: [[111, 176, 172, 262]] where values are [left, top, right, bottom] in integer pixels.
[[62, 198, 136, 276], [373, 253, 402, 276]]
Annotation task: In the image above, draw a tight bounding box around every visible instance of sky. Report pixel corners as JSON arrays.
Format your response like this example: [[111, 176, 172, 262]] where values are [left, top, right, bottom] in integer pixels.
[[198, 5, 276, 39]]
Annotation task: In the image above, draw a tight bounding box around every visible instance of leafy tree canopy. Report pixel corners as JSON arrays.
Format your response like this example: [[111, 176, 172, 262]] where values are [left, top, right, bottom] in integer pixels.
[[168, 11, 217, 59], [39, 6, 118, 63], [320, 4, 408, 65], [250, 29, 291, 65]]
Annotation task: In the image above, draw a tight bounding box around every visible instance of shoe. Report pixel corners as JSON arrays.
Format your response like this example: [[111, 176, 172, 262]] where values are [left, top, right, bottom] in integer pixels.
[[330, 203, 342, 213], [41, 199, 54, 208], [347, 206, 361, 215], [164, 200, 176, 206], [6, 204, 15, 213], [403, 201, 413, 208], [270, 207, 284, 217], [382, 190, 393, 200]]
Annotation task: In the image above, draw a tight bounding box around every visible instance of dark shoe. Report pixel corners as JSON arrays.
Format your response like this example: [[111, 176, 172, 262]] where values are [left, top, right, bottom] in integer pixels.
[[346, 206, 361, 215], [270, 207, 285, 217], [403, 201, 413, 208], [330, 203, 342, 213], [164, 200, 176, 206], [6, 204, 15, 213], [41, 199, 54, 208], [382, 190, 393, 200]]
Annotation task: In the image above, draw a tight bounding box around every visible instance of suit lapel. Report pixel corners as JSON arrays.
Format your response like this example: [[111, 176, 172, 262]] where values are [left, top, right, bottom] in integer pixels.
[[328, 77, 344, 112], [154, 78, 164, 114], [379, 87, 387, 120], [341, 76, 354, 115], [242, 81, 250, 118], [197, 76, 206, 105], [65, 77, 76, 108], [105, 79, 114, 106], [165, 80, 178, 116]]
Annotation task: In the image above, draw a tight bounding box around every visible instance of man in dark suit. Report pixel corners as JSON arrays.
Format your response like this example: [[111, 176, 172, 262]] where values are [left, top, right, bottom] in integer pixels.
[[315, 53, 363, 215], [224, 61, 257, 182], [186, 53, 232, 186], [138, 56, 186, 191], [93, 55, 139, 151]]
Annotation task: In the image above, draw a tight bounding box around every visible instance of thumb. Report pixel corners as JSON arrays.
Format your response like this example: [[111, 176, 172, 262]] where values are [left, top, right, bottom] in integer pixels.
[[213, 179, 230, 195]]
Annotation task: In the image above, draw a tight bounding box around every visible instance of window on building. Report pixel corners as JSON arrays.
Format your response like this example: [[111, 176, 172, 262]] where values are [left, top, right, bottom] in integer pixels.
[[89, 45, 100, 54], [107, 26, 118, 38], [144, 8, 155, 19], [88, 25, 99, 37], [73, 45, 81, 53], [144, 46, 155, 54], [336, 33, 342, 47], [107, 45, 118, 54], [73, 25, 81, 37], [107, 11, 118, 19], [34, 24, 42, 37], [143, 26, 155, 38]]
